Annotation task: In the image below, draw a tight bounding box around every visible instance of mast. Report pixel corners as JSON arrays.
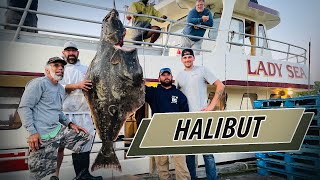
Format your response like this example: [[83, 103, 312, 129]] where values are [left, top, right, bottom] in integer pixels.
[[308, 40, 311, 94]]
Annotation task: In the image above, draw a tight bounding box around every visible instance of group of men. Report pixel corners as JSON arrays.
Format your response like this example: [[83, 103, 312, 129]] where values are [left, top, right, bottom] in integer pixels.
[[19, 44, 224, 180], [18, 0, 224, 179], [18, 42, 102, 180], [145, 48, 224, 180], [127, 0, 212, 51]]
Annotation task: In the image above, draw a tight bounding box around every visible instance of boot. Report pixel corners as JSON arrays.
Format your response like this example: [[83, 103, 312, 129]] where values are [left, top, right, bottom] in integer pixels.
[[72, 152, 103, 180], [72, 153, 82, 176]]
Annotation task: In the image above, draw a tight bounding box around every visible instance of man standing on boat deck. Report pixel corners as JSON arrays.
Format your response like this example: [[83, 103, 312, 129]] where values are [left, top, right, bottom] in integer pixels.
[[181, 0, 213, 53], [18, 57, 91, 180], [51, 42, 102, 180], [145, 68, 191, 180], [176, 49, 225, 180], [126, 0, 167, 46]]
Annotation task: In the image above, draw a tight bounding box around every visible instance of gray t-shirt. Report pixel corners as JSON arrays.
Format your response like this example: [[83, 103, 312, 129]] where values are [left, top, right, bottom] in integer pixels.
[[18, 76, 70, 136], [176, 66, 217, 112]]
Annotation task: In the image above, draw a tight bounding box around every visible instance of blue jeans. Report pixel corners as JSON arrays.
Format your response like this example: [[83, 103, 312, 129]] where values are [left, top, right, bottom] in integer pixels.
[[186, 154, 217, 180]]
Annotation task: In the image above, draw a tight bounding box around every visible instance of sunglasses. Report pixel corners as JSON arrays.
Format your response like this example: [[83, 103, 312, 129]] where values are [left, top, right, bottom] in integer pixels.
[[159, 68, 171, 74]]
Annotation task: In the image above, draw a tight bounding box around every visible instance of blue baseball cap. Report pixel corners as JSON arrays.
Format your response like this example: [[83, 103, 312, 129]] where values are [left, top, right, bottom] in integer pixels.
[[159, 67, 171, 75]]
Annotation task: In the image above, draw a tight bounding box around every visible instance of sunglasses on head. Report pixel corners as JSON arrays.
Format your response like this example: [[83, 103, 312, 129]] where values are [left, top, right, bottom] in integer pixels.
[[160, 68, 171, 73]]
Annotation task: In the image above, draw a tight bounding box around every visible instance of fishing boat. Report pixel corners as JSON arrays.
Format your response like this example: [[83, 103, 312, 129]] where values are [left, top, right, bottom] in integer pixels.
[[0, 0, 311, 179]]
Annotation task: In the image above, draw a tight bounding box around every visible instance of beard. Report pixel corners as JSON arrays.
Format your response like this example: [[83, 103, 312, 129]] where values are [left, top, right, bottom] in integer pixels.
[[160, 79, 172, 87], [66, 55, 78, 64], [50, 69, 63, 81]]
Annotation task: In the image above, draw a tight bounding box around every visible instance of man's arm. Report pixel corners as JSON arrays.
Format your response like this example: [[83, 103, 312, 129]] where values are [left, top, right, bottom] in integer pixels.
[[187, 10, 203, 25], [64, 80, 92, 93], [18, 80, 41, 135], [179, 93, 189, 112], [202, 79, 225, 111], [201, 10, 213, 27], [18, 80, 42, 151], [145, 85, 154, 104], [58, 112, 71, 127], [59, 112, 88, 133], [129, 2, 140, 17], [151, 7, 167, 23]]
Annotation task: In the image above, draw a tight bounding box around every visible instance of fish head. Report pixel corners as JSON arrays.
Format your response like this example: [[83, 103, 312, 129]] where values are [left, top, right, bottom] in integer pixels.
[[101, 9, 125, 46]]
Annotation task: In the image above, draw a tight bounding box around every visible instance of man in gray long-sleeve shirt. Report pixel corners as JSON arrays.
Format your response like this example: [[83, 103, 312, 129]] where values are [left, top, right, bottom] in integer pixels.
[[18, 57, 92, 180]]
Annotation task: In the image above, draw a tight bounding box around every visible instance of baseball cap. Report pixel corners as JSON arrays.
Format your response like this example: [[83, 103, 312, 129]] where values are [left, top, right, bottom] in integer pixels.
[[159, 67, 171, 75], [63, 41, 78, 50], [181, 48, 194, 57], [47, 56, 67, 65]]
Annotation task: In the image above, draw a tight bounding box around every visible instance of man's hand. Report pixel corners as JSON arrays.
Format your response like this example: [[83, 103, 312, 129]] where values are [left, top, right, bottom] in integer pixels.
[[193, 25, 200, 29], [202, 15, 209, 22], [126, 15, 132, 21], [201, 106, 214, 111], [69, 122, 88, 134], [77, 80, 92, 91], [28, 133, 42, 151]]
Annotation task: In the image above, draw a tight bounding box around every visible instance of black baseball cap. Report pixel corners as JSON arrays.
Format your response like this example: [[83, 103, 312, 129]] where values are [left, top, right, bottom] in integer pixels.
[[47, 57, 67, 65], [181, 49, 194, 57], [159, 67, 172, 75]]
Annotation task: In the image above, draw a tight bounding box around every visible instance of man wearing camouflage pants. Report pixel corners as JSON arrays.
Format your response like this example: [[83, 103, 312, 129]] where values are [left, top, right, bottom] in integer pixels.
[[18, 57, 91, 180]]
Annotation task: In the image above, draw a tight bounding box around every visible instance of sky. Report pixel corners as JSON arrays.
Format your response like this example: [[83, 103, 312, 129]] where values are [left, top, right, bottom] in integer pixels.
[[0, 0, 319, 82], [259, 0, 320, 82]]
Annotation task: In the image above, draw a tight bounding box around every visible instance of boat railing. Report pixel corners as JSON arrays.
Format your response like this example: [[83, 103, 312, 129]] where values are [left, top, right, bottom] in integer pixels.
[[0, 0, 215, 55], [0, 137, 133, 162], [227, 31, 307, 64]]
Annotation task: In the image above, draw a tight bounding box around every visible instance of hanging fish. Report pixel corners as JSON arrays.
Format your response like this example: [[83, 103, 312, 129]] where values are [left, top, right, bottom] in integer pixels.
[[84, 9, 145, 171]]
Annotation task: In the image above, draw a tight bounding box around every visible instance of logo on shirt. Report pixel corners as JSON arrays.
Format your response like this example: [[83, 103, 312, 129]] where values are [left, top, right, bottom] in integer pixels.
[[171, 96, 178, 104]]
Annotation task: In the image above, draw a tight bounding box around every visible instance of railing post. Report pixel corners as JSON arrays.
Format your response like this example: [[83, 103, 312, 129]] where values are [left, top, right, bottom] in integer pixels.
[[304, 50, 307, 65], [261, 36, 265, 56], [161, 21, 173, 56], [286, 44, 290, 61], [12, 0, 34, 41]]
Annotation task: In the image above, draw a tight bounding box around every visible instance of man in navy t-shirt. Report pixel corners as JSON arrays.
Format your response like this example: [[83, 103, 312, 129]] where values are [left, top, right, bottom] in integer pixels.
[[145, 68, 191, 180]]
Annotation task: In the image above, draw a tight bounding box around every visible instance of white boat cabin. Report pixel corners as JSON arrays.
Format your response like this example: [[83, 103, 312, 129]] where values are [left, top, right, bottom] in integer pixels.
[[0, 0, 311, 179]]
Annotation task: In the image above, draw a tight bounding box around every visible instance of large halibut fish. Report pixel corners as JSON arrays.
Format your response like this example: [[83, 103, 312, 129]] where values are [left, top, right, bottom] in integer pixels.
[[84, 9, 145, 171]]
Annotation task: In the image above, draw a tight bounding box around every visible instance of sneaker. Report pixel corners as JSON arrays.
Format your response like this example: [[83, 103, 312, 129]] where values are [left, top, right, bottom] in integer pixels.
[[50, 176, 59, 180]]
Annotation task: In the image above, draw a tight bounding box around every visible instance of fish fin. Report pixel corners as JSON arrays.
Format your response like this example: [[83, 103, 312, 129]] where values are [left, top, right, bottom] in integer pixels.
[[91, 142, 122, 172]]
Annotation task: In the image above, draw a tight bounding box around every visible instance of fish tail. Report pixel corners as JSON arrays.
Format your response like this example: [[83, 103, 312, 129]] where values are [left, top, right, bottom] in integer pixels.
[[91, 141, 121, 172]]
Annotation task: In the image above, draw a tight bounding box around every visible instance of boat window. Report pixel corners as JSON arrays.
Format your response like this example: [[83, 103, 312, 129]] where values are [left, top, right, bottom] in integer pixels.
[[229, 18, 244, 44], [0, 87, 23, 130], [258, 24, 268, 48], [208, 13, 222, 40], [240, 93, 257, 110], [244, 20, 256, 55]]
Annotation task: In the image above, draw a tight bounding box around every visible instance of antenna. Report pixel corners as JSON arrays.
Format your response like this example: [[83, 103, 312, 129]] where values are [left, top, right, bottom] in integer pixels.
[[308, 39, 311, 94]]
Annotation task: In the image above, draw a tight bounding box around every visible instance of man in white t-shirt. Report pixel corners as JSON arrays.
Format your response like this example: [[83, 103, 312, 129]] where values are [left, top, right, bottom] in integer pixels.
[[51, 42, 102, 180], [176, 48, 225, 180]]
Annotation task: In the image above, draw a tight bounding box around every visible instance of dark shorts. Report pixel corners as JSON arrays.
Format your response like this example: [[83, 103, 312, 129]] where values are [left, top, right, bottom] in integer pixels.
[[131, 21, 152, 43], [28, 126, 91, 180]]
